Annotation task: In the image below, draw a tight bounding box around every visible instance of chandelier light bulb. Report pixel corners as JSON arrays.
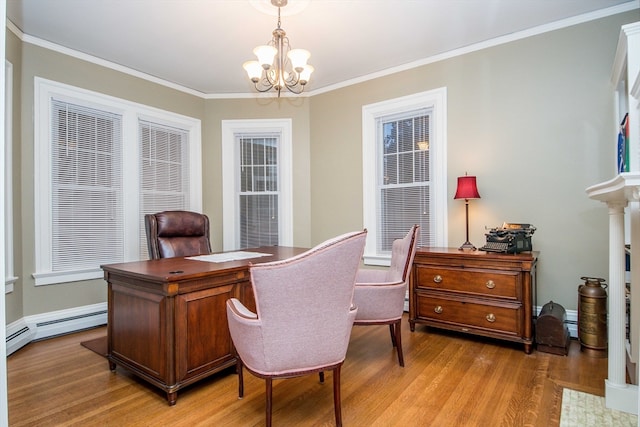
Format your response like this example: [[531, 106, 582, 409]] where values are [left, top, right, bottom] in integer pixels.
[[287, 48, 310, 72], [298, 65, 314, 85], [243, 61, 263, 82], [253, 45, 277, 69]]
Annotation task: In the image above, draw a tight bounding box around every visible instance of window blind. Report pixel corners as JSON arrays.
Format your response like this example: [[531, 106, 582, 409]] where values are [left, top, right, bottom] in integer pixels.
[[378, 110, 431, 252], [138, 120, 190, 259], [238, 135, 279, 248], [50, 99, 124, 271]]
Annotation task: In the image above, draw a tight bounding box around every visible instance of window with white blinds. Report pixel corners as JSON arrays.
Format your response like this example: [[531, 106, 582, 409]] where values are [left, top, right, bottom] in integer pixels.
[[221, 119, 293, 251], [34, 78, 202, 285], [138, 120, 190, 259], [378, 112, 430, 252], [238, 135, 279, 248], [50, 100, 124, 272], [362, 89, 448, 265]]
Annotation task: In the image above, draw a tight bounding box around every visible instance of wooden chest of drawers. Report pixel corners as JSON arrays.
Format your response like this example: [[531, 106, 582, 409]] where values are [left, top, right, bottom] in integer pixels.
[[409, 248, 538, 353]]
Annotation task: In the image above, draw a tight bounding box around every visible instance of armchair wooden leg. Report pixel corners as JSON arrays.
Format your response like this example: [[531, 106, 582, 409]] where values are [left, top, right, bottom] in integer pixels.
[[319, 371, 325, 383], [332, 365, 343, 427], [266, 378, 273, 427], [237, 358, 244, 398], [389, 324, 397, 347], [393, 320, 404, 367]]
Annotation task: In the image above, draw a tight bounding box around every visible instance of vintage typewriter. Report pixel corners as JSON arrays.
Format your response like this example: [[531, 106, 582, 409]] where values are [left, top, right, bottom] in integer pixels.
[[480, 223, 536, 254]]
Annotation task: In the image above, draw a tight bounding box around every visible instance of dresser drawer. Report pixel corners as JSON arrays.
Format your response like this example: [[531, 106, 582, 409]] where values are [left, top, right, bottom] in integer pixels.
[[416, 294, 520, 335], [415, 265, 518, 299]]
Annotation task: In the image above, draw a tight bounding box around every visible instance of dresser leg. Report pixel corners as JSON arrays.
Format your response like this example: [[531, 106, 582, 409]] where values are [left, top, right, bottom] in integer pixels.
[[524, 343, 532, 354], [167, 391, 177, 406], [409, 320, 415, 332]]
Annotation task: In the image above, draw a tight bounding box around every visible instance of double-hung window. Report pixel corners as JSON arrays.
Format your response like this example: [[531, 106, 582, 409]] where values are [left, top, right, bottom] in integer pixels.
[[34, 78, 202, 285], [238, 135, 279, 248], [362, 89, 448, 265], [49, 100, 124, 273], [221, 119, 293, 250]]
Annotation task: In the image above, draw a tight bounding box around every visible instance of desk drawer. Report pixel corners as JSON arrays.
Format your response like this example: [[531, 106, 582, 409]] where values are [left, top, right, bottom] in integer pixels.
[[416, 294, 520, 334], [415, 266, 518, 299]]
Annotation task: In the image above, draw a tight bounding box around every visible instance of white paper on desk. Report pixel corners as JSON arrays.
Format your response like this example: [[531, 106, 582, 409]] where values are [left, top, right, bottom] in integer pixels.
[[186, 251, 272, 263]]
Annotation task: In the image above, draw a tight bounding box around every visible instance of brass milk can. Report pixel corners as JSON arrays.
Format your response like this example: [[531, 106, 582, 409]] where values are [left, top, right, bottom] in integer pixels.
[[578, 276, 608, 357]]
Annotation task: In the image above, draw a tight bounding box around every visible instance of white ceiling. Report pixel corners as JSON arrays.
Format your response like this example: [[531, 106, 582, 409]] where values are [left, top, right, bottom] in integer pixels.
[[6, 0, 639, 97]]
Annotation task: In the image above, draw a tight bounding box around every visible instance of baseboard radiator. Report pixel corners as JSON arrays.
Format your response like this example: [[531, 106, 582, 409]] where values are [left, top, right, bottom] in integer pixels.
[[6, 302, 107, 356]]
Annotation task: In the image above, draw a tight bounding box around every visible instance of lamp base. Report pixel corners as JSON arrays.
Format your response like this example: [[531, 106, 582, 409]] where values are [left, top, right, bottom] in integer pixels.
[[458, 241, 477, 251]]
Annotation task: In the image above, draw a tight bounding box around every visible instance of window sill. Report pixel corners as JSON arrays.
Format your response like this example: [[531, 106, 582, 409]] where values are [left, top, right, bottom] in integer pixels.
[[5, 276, 18, 294], [363, 254, 391, 267], [32, 268, 103, 286]]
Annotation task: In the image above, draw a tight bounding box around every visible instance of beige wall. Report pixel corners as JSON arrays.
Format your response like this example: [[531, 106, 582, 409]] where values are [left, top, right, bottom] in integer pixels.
[[4, 10, 639, 323], [309, 11, 639, 310], [202, 97, 312, 252]]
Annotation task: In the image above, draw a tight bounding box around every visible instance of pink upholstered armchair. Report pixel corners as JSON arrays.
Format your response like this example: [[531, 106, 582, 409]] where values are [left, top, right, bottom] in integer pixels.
[[353, 225, 419, 366], [226, 230, 367, 427]]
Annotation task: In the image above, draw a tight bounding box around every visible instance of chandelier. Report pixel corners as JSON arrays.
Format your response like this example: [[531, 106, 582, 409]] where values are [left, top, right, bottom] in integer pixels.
[[243, 0, 314, 97]]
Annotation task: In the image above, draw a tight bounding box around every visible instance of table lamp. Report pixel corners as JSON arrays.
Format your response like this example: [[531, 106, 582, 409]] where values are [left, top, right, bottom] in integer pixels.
[[454, 173, 481, 250]]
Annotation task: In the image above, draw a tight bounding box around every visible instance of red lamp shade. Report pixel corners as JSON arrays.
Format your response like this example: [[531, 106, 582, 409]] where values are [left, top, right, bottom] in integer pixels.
[[454, 175, 481, 200]]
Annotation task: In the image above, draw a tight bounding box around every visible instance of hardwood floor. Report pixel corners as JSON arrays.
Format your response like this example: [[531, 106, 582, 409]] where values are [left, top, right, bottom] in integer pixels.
[[8, 314, 607, 426]]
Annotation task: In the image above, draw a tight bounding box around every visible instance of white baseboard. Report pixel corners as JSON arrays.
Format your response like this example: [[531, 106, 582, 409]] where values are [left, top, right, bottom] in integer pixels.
[[605, 380, 638, 415], [6, 302, 107, 356]]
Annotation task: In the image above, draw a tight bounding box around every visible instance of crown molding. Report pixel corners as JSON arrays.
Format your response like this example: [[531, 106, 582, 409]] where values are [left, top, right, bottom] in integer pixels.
[[6, 1, 639, 100]]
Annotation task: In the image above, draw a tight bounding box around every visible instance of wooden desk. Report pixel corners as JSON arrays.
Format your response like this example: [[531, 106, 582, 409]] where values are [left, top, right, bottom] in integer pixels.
[[101, 246, 307, 405]]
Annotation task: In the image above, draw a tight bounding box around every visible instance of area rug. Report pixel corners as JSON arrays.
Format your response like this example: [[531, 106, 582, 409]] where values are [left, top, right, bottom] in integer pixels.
[[560, 388, 637, 426], [80, 336, 107, 357]]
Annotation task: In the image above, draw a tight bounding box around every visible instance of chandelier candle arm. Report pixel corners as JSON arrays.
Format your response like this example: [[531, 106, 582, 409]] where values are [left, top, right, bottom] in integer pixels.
[[244, 0, 313, 96]]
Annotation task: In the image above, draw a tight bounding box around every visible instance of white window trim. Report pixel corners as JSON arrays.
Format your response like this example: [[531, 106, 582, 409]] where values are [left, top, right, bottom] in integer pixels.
[[362, 88, 448, 265], [5, 60, 16, 293], [221, 119, 293, 250], [33, 77, 202, 285]]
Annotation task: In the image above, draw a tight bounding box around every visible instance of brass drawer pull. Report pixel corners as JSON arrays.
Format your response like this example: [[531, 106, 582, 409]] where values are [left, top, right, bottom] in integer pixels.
[[433, 275, 443, 284], [434, 305, 443, 314], [485, 280, 496, 289], [486, 313, 496, 323]]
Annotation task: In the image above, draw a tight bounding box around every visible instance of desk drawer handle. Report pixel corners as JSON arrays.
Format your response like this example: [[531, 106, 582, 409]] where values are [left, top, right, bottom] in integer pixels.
[[486, 313, 496, 323], [485, 280, 496, 289], [433, 275, 443, 284], [434, 305, 443, 314]]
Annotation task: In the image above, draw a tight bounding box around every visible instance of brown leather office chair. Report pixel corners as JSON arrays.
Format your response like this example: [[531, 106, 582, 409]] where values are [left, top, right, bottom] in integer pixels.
[[144, 210, 212, 259]]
